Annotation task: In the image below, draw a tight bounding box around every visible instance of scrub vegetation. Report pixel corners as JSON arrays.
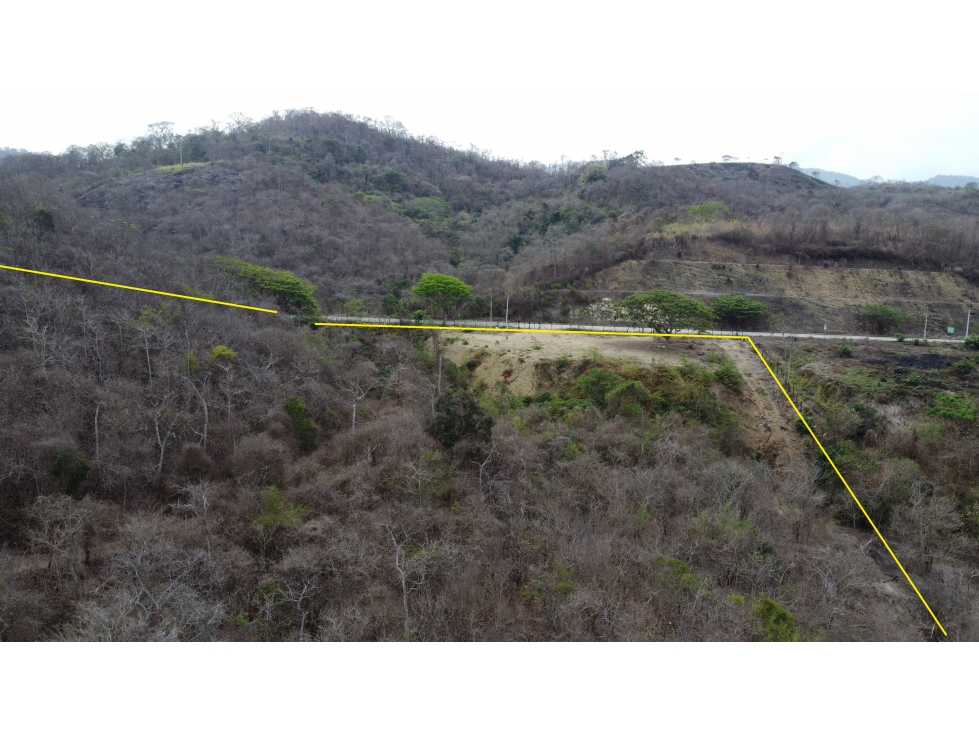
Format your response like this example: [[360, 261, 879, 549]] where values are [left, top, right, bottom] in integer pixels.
[[0, 110, 977, 640]]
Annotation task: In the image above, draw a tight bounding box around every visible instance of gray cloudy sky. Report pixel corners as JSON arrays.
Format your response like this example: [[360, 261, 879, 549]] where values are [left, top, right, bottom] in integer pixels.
[[3, 0, 975, 181]]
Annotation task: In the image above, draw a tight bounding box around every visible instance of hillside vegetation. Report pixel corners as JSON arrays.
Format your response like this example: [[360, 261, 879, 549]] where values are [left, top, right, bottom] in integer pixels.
[[1, 110, 977, 640]]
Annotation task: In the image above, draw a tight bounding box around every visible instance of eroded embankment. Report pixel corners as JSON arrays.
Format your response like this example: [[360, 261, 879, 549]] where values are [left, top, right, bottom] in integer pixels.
[[443, 330, 923, 638]]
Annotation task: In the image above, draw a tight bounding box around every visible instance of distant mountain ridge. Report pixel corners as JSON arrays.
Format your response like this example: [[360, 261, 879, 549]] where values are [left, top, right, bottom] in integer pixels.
[[801, 168, 979, 188], [925, 175, 979, 188], [801, 168, 864, 187]]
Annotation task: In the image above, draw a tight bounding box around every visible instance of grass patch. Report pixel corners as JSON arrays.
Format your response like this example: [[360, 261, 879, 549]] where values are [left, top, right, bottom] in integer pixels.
[[154, 162, 207, 174]]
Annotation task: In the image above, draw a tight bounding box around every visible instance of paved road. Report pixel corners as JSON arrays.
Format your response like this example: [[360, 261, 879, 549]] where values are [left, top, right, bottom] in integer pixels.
[[319, 315, 967, 344]]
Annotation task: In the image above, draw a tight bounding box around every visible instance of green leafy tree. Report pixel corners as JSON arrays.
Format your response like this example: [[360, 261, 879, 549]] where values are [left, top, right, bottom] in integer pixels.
[[427, 388, 493, 448], [576, 368, 624, 406], [380, 170, 409, 191], [411, 273, 472, 321], [964, 334, 979, 351], [613, 290, 715, 333], [605, 380, 653, 417], [381, 294, 399, 315], [182, 351, 199, 374], [754, 596, 799, 641], [859, 303, 903, 334], [652, 555, 704, 594], [284, 395, 319, 452], [579, 162, 607, 183], [712, 295, 768, 330], [210, 345, 237, 362], [213, 257, 319, 317]]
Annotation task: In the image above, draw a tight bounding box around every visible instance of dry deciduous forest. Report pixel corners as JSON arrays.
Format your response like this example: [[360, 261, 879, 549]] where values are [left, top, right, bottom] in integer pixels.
[[1, 110, 977, 640]]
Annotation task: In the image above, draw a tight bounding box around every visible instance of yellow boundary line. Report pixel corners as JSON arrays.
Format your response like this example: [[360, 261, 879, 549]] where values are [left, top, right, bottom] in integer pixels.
[[317, 320, 947, 636], [0, 262, 944, 635], [0, 264, 278, 313], [314, 322, 744, 338]]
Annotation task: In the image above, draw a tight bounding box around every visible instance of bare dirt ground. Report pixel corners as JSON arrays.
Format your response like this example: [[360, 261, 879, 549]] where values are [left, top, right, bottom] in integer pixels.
[[594, 259, 973, 303], [445, 331, 689, 396], [717, 339, 805, 471], [444, 331, 803, 471], [443, 329, 928, 639]]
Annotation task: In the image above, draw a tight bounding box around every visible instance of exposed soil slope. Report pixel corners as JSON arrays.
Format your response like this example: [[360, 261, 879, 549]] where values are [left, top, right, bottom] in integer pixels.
[[445, 332, 928, 638]]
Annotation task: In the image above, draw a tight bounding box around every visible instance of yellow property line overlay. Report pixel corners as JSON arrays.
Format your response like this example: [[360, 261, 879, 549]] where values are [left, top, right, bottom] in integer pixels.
[[318, 320, 948, 636], [0, 264, 278, 314]]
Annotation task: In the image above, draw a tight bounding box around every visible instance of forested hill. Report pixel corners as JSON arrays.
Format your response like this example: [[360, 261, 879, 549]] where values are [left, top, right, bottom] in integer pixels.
[[0, 111, 833, 310], [2, 111, 978, 641], [5, 109, 979, 319]]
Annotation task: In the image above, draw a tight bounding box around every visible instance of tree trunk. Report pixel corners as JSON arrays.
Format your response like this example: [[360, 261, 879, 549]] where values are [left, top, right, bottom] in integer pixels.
[[152, 414, 170, 493], [94, 402, 101, 462], [201, 396, 208, 452]]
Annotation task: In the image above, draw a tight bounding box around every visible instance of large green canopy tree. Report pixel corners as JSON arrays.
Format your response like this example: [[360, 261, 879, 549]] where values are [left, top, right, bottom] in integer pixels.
[[712, 295, 768, 330], [613, 290, 715, 333], [412, 273, 472, 321], [213, 256, 319, 317]]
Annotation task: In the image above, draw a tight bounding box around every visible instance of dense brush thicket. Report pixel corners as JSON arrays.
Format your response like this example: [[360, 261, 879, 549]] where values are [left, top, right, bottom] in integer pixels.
[[1, 111, 978, 640], [0, 268, 916, 641]]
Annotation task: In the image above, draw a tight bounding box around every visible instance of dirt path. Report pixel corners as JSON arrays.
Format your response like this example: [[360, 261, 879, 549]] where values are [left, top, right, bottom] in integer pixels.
[[717, 339, 805, 471]]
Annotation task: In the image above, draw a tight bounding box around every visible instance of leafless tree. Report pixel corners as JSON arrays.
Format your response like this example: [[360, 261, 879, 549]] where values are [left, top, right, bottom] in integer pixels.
[[473, 441, 497, 488], [28, 495, 92, 599], [183, 372, 211, 452], [340, 373, 380, 430], [172, 481, 215, 561], [149, 390, 181, 493], [145, 121, 176, 149]]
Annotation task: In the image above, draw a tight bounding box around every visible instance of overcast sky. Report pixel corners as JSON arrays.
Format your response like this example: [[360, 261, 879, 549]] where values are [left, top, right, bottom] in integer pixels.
[[3, 0, 976, 181]]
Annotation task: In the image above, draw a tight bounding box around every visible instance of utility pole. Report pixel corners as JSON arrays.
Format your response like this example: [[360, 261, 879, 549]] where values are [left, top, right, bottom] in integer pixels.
[[966, 309, 971, 339], [923, 309, 928, 340], [505, 294, 510, 328], [489, 294, 493, 325]]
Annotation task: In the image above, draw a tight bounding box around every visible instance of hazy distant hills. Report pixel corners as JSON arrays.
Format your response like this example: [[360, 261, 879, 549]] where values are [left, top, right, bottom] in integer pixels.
[[802, 167, 979, 188], [924, 174, 979, 187], [800, 169, 865, 187]]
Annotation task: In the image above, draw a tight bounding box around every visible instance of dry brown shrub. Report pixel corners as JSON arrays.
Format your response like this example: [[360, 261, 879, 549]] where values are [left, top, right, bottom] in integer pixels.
[[264, 409, 293, 443], [232, 434, 288, 485], [287, 454, 322, 486], [176, 443, 219, 481]]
